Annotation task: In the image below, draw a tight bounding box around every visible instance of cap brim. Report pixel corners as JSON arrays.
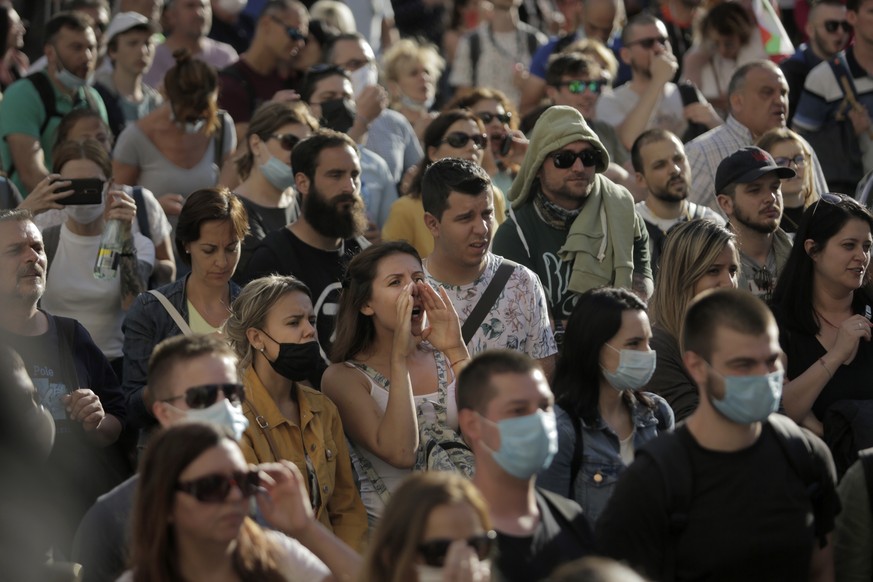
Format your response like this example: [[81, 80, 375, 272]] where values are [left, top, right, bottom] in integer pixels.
[[734, 165, 796, 184]]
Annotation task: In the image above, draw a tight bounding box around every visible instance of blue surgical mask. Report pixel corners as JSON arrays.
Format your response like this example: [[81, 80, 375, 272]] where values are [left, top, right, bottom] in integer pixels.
[[480, 409, 558, 479], [56, 61, 91, 90], [709, 368, 783, 424], [180, 399, 250, 441], [601, 344, 657, 391], [259, 155, 296, 191], [399, 91, 435, 112]]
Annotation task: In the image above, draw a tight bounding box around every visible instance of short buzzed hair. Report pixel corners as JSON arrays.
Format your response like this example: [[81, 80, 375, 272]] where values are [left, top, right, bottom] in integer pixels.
[[147, 334, 238, 401], [727, 60, 780, 99], [620, 13, 662, 46], [681, 288, 776, 361], [0, 209, 33, 224], [457, 350, 540, 414], [630, 128, 681, 173]]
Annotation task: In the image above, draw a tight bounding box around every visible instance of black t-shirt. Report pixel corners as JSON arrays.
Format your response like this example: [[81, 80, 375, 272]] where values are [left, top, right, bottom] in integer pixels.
[[494, 490, 595, 582], [240, 228, 365, 352], [234, 195, 297, 282], [596, 424, 839, 581], [780, 205, 804, 234]]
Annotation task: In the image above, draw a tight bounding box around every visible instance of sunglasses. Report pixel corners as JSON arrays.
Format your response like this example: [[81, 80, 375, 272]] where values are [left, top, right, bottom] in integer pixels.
[[627, 35, 669, 49], [441, 132, 488, 149], [810, 192, 843, 220], [557, 79, 606, 95], [270, 15, 307, 42], [551, 149, 599, 169], [271, 133, 301, 151], [476, 111, 512, 124], [161, 383, 245, 409], [418, 531, 497, 568], [773, 154, 806, 168], [824, 20, 852, 33], [177, 470, 261, 503]]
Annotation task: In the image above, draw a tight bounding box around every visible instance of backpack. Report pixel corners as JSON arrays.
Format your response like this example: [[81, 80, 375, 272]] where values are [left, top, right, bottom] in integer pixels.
[[469, 25, 542, 87], [641, 414, 830, 581], [823, 399, 873, 479], [346, 352, 475, 505]]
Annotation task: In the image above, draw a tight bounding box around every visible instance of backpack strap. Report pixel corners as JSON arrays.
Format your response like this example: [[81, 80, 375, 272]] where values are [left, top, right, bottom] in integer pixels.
[[860, 448, 873, 523], [28, 72, 59, 136], [131, 186, 150, 240], [525, 30, 539, 58], [469, 30, 481, 88], [461, 259, 516, 345], [214, 110, 227, 170], [568, 412, 583, 500], [554, 33, 577, 55], [766, 413, 829, 547], [43, 224, 61, 274], [54, 315, 80, 390], [147, 289, 193, 336]]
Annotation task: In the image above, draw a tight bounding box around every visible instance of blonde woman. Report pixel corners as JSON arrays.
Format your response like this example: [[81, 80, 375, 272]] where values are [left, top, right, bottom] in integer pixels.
[[225, 275, 368, 551], [756, 128, 820, 234], [382, 39, 445, 140], [647, 219, 739, 421]]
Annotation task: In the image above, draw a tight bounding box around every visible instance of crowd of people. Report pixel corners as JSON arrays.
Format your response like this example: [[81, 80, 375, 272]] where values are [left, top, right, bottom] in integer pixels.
[[2, 0, 873, 581]]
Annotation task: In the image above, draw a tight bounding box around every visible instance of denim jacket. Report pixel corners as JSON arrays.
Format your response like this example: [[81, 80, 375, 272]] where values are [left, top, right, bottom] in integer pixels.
[[538, 396, 674, 524], [121, 275, 241, 428]]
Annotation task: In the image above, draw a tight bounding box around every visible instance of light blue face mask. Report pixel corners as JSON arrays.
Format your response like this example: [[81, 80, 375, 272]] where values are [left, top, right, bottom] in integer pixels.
[[260, 155, 296, 191], [601, 344, 657, 392], [169, 107, 206, 134], [177, 399, 250, 441], [480, 409, 558, 479], [709, 368, 783, 424], [56, 61, 92, 90]]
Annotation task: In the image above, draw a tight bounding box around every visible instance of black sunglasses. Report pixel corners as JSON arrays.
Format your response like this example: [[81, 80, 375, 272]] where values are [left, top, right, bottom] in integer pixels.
[[270, 15, 307, 42], [557, 79, 606, 94], [442, 132, 487, 149], [824, 20, 852, 33], [627, 35, 669, 49], [271, 133, 301, 151], [177, 470, 261, 503], [161, 383, 245, 409], [476, 111, 512, 124], [418, 531, 497, 568], [307, 63, 345, 76], [551, 149, 599, 169]]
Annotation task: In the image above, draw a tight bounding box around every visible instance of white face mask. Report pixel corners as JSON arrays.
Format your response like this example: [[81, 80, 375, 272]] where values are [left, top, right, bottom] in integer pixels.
[[215, 0, 247, 15], [349, 63, 379, 99], [65, 203, 104, 225], [176, 399, 250, 441]]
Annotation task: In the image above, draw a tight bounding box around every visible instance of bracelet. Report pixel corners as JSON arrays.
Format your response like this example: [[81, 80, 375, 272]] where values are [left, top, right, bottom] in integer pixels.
[[818, 357, 833, 379], [119, 252, 135, 257], [449, 357, 469, 368]]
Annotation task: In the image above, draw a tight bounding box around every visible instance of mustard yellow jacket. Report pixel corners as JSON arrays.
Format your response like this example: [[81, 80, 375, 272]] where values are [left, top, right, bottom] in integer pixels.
[[239, 367, 368, 552]]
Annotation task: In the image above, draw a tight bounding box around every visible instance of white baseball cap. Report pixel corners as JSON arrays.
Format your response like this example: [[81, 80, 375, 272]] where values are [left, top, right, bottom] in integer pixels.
[[105, 11, 155, 45]]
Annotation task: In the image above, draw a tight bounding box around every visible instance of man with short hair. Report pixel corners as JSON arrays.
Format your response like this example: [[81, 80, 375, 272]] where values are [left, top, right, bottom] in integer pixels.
[[686, 60, 829, 214], [144, 0, 238, 89], [780, 0, 851, 126], [457, 349, 595, 582], [597, 288, 839, 581], [326, 32, 422, 185], [73, 334, 360, 582], [240, 130, 370, 353], [0, 209, 126, 555], [492, 105, 652, 345], [714, 146, 794, 302], [596, 13, 722, 151], [631, 128, 723, 271], [421, 158, 557, 378], [0, 11, 108, 194]]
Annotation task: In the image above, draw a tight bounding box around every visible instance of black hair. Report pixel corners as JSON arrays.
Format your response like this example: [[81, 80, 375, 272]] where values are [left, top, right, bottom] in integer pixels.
[[457, 350, 541, 414], [290, 129, 357, 182], [421, 158, 492, 220], [300, 64, 349, 104]]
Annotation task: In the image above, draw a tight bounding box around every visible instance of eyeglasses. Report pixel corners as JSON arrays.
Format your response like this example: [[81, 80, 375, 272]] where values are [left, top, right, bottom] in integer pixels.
[[418, 531, 497, 568], [773, 154, 806, 168], [441, 132, 488, 149], [551, 149, 599, 169], [556, 79, 606, 95], [177, 470, 261, 503], [476, 111, 512, 125], [161, 383, 245, 409], [824, 20, 852, 33], [626, 35, 669, 49], [306, 63, 346, 77], [271, 133, 301, 151], [270, 15, 307, 42]]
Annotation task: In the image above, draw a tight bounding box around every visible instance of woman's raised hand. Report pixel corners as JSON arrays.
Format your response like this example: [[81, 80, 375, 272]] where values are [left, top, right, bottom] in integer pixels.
[[419, 283, 465, 355], [831, 315, 872, 365], [393, 281, 418, 360]]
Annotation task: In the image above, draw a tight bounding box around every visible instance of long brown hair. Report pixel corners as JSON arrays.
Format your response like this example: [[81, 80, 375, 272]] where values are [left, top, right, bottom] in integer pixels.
[[129, 423, 286, 582], [330, 241, 421, 363]]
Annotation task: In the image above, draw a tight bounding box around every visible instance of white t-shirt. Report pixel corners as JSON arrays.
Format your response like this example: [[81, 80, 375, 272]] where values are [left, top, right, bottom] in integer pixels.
[[42, 223, 155, 359], [596, 82, 688, 140]]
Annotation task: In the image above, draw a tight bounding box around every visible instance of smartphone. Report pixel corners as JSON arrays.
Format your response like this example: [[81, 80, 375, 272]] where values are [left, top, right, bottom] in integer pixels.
[[500, 134, 513, 157], [58, 178, 104, 205]]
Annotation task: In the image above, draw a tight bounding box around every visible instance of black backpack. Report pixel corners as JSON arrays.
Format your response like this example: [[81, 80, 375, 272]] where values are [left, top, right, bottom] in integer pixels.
[[823, 399, 873, 479]]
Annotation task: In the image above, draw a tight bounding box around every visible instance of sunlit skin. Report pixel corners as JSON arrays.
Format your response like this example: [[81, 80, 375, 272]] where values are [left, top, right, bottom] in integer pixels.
[[428, 119, 487, 165], [185, 219, 241, 290], [691, 243, 741, 297], [537, 140, 597, 209], [766, 140, 806, 203]]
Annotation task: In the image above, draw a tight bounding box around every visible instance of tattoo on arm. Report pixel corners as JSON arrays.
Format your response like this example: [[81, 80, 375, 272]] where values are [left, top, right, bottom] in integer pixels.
[[632, 273, 654, 300], [120, 250, 145, 300]]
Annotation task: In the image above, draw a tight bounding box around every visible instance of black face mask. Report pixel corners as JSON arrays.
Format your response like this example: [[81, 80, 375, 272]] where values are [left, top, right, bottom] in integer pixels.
[[319, 98, 356, 134], [260, 331, 323, 382]]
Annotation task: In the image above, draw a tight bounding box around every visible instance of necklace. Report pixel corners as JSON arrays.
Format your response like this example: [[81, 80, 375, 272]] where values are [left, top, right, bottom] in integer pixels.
[[814, 309, 848, 329]]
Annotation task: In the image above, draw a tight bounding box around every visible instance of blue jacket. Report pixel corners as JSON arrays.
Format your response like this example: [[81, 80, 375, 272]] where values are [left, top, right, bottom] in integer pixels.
[[538, 397, 674, 524], [121, 275, 241, 428]]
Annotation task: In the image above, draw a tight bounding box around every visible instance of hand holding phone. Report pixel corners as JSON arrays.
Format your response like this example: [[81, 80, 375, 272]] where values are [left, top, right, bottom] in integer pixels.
[[17, 174, 74, 215], [58, 178, 104, 205]]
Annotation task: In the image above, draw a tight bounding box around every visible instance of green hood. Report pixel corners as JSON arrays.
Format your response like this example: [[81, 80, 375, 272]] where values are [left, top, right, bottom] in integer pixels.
[[508, 105, 610, 209]]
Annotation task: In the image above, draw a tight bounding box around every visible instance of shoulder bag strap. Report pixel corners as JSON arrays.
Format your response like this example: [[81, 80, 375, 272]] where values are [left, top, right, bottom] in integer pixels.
[[43, 224, 61, 273], [148, 289, 194, 336], [131, 186, 150, 240], [461, 259, 516, 345], [214, 110, 227, 169], [243, 398, 282, 462]]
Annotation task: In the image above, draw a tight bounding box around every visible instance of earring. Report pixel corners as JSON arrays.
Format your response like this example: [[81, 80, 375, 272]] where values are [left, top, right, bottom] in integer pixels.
[[258, 347, 265, 353]]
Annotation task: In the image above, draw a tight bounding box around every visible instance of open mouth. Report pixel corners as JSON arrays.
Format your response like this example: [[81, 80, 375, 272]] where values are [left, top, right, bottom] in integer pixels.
[[411, 306, 422, 318]]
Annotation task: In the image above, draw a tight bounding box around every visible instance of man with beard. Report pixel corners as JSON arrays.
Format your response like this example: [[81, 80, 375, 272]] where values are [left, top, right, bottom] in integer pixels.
[[0, 209, 127, 556], [597, 288, 839, 582], [780, 0, 851, 126], [596, 13, 722, 152], [714, 146, 794, 302], [239, 130, 370, 353], [492, 105, 651, 347], [0, 11, 108, 194], [631, 129, 723, 271]]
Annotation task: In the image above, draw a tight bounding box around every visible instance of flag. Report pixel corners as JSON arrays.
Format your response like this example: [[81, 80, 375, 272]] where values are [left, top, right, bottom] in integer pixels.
[[752, 0, 794, 59]]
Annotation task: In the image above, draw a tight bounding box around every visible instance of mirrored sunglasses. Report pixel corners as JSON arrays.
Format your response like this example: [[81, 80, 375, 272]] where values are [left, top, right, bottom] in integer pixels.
[[559, 79, 606, 94]]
